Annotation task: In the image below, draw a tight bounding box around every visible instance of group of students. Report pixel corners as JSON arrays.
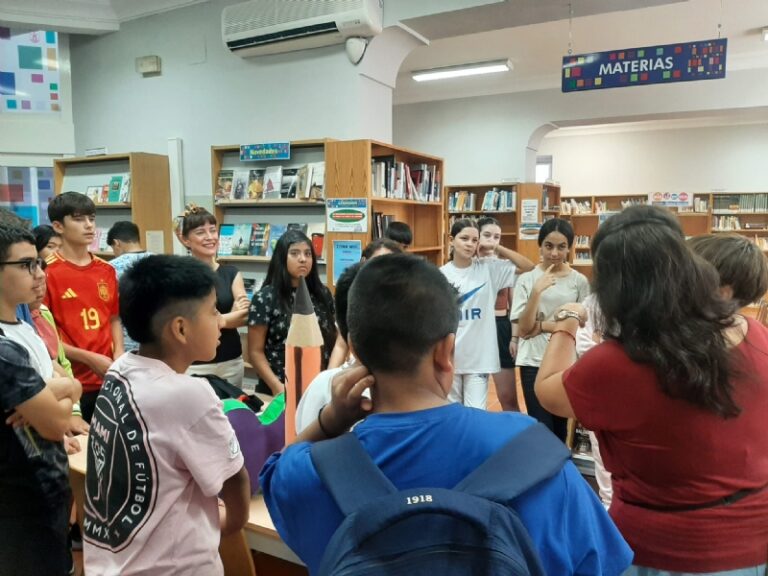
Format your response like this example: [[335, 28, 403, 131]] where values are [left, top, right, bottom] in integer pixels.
[[1, 188, 767, 575]]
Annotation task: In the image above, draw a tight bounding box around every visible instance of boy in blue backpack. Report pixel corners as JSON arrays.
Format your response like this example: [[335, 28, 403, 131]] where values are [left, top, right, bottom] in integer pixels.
[[261, 254, 632, 575]]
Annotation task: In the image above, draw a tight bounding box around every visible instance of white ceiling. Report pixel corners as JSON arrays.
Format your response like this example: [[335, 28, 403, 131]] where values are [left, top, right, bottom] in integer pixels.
[[394, 0, 768, 105]]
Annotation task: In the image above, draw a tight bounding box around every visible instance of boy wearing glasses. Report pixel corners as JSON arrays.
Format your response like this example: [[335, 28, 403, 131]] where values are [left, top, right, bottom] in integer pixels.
[[44, 192, 123, 421], [0, 225, 82, 575]]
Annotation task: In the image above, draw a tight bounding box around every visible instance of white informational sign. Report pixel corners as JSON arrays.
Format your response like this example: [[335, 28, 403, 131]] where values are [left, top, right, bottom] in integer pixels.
[[648, 191, 694, 208], [145, 230, 165, 254], [326, 198, 368, 233], [521, 198, 539, 224]]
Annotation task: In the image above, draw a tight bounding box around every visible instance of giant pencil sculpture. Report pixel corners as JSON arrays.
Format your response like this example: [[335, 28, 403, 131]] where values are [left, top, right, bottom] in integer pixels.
[[284, 276, 324, 443]]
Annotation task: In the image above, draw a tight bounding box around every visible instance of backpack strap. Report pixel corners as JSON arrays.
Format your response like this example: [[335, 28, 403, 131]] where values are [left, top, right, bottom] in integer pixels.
[[310, 432, 397, 516], [455, 422, 571, 501]]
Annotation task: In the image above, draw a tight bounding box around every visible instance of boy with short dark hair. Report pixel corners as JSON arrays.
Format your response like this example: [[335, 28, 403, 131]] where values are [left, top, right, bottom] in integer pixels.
[[261, 254, 632, 575], [45, 191, 123, 421], [83, 255, 250, 575], [106, 220, 151, 352], [384, 220, 412, 250], [0, 225, 82, 575]]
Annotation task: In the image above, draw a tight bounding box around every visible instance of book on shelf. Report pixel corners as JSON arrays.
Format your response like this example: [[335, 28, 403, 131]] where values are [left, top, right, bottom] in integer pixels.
[[231, 223, 252, 256], [248, 169, 265, 200], [372, 212, 394, 240], [309, 162, 325, 200], [86, 186, 101, 203], [88, 227, 111, 253], [218, 223, 235, 256], [306, 221, 326, 260], [108, 175, 123, 203], [266, 223, 287, 257], [371, 157, 440, 202], [231, 170, 249, 201], [248, 223, 271, 256], [215, 170, 234, 202], [119, 175, 131, 203], [100, 184, 109, 204], [263, 166, 283, 200], [296, 164, 312, 199], [448, 191, 477, 212], [287, 222, 308, 234], [281, 168, 298, 199], [242, 273, 267, 300]]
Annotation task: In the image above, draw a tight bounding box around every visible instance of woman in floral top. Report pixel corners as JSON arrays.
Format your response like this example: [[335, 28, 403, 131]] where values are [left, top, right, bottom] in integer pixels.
[[248, 230, 336, 396]]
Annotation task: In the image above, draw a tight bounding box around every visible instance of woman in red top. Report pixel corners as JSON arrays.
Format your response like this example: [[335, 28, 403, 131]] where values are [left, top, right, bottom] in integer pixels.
[[535, 205, 768, 575]]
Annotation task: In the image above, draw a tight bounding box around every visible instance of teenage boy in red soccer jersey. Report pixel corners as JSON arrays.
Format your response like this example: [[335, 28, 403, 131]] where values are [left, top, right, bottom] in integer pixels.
[[44, 192, 123, 421]]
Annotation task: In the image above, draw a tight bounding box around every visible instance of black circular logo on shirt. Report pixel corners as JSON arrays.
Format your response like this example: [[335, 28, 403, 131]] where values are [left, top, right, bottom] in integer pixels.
[[83, 372, 156, 551]]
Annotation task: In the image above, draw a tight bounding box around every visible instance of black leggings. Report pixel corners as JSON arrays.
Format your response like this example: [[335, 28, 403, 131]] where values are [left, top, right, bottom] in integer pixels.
[[519, 366, 568, 442]]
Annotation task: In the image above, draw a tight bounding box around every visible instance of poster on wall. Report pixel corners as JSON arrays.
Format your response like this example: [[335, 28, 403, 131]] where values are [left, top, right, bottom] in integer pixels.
[[562, 38, 727, 93], [521, 198, 539, 224], [326, 198, 368, 233], [0, 28, 61, 114], [648, 191, 694, 208], [332, 240, 362, 285]]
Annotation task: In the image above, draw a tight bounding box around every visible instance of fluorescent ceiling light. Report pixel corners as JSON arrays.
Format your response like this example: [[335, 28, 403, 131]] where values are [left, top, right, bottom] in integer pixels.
[[412, 59, 512, 82]]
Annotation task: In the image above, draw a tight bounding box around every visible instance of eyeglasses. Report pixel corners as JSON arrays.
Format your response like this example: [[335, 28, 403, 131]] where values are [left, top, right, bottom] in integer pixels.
[[0, 257, 45, 275]]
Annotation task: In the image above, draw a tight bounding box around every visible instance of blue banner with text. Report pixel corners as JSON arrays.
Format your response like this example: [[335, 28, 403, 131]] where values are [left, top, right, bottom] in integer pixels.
[[240, 142, 291, 161], [562, 38, 727, 93]]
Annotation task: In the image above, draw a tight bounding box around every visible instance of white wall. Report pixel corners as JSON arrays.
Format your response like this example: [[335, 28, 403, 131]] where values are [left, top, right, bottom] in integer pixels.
[[539, 123, 768, 197], [0, 34, 75, 163], [69, 0, 392, 207], [394, 68, 768, 185]]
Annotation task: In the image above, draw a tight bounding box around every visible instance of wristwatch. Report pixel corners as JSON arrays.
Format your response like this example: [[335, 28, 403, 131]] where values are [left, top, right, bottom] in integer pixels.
[[554, 309, 581, 322]]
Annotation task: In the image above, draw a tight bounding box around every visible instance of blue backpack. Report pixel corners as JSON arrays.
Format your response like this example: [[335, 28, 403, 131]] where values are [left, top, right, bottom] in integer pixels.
[[310, 422, 570, 576]]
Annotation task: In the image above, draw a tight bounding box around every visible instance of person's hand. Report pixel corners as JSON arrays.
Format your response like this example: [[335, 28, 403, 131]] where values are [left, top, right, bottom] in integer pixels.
[[533, 264, 556, 295], [88, 353, 114, 378], [5, 410, 28, 428], [64, 435, 81, 455], [323, 364, 374, 436], [477, 237, 498, 258], [68, 415, 90, 436], [509, 338, 518, 358], [234, 294, 250, 311], [555, 302, 588, 327]]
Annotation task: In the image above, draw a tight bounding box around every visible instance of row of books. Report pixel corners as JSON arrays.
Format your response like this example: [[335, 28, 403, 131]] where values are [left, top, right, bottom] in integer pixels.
[[713, 193, 768, 213], [573, 252, 593, 263], [215, 162, 325, 202], [85, 174, 131, 204], [370, 158, 441, 202], [573, 235, 592, 249], [448, 191, 478, 212], [88, 228, 112, 253], [371, 212, 395, 240], [677, 197, 709, 213], [218, 222, 325, 259], [560, 199, 592, 215], [712, 216, 768, 231]]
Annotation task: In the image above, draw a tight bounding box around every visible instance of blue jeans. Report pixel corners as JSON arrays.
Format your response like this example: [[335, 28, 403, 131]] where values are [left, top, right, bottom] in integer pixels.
[[623, 564, 767, 576]]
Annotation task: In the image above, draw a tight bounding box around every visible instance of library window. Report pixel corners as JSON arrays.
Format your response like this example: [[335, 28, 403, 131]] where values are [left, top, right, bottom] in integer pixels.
[[535, 156, 552, 184]]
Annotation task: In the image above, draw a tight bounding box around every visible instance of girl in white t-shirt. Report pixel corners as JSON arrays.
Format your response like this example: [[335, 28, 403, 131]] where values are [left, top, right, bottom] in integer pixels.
[[510, 218, 589, 440], [440, 219, 533, 409]]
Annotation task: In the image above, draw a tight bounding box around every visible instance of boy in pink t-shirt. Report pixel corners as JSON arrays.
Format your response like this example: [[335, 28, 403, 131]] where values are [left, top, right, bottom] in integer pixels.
[[83, 255, 250, 575]]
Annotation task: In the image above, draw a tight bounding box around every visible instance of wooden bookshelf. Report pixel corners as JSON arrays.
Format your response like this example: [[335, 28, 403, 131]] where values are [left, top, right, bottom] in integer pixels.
[[444, 182, 560, 264], [560, 192, 768, 280], [324, 139, 445, 284], [211, 140, 332, 289], [53, 152, 173, 253]]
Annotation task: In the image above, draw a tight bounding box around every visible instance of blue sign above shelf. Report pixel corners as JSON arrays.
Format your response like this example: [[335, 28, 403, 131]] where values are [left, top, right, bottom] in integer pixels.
[[562, 38, 727, 93], [240, 142, 291, 161]]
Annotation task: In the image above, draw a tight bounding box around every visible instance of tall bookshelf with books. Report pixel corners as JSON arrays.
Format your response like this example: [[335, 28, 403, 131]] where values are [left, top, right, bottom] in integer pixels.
[[53, 153, 173, 257], [323, 139, 445, 284], [444, 182, 560, 264], [211, 140, 330, 295], [445, 183, 520, 261]]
